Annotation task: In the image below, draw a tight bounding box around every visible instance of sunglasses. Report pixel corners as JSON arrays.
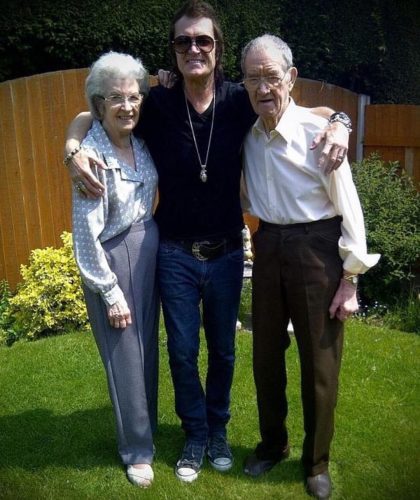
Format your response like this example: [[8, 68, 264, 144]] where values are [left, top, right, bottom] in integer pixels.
[[172, 35, 217, 54]]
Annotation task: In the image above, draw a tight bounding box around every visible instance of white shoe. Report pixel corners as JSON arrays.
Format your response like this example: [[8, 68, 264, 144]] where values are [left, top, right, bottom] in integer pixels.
[[127, 464, 154, 488], [175, 461, 200, 482], [175, 442, 205, 482]]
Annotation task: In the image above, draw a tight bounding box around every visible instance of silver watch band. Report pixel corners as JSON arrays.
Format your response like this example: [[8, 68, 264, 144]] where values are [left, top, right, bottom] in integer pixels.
[[329, 111, 352, 133]]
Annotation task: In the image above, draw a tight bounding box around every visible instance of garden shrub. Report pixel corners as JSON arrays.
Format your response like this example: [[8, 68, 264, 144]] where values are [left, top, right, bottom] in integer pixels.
[[351, 154, 420, 306], [0, 280, 19, 346], [383, 296, 420, 333], [7, 232, 88, 342]]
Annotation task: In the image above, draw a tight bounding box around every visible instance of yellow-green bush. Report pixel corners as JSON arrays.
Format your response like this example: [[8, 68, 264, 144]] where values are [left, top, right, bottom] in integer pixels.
[[0, 280, 18, 346], [7, 232, 88, 342]]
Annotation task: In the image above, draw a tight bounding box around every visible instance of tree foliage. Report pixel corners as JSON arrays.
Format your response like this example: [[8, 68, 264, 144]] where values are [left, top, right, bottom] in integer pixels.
[[0, 0, 418, 103]]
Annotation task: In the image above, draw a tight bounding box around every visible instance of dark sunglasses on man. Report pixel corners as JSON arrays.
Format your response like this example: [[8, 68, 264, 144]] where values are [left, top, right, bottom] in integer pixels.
[[172, 35, 217, 54]]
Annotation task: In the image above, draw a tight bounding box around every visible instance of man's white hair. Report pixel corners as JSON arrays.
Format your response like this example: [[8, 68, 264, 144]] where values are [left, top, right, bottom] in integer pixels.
[[241, 34, 293, 74]]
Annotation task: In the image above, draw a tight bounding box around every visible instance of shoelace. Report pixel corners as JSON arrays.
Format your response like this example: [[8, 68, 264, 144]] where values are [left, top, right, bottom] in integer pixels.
[[209, 437, 230, 457], [182, 443, 204, 463]]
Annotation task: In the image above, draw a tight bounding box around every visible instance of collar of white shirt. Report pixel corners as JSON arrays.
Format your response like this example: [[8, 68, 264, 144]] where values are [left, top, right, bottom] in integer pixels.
[[251, 98, 303, 144]]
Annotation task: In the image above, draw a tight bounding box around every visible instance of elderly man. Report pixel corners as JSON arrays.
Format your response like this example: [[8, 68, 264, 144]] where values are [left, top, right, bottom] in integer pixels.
[[241, 35, 379, 499]]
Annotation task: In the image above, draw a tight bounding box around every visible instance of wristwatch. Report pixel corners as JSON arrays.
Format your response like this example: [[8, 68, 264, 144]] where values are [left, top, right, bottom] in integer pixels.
[[343, 274, 358, 286], [328, 111, 352, 133]]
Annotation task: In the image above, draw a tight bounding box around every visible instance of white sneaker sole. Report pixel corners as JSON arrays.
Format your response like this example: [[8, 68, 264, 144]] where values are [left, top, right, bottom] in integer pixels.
[[208, 458, 233, 472], [175, 466, 199, 482]]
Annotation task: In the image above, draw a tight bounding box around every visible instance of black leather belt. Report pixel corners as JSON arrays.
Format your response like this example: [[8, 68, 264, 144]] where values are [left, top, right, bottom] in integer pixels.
[[168, 235, 243, 261], [260, 216, 342, 233]]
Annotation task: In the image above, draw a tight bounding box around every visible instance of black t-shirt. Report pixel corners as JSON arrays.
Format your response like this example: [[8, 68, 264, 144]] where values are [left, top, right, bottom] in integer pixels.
[[137, 80, 256, 240]]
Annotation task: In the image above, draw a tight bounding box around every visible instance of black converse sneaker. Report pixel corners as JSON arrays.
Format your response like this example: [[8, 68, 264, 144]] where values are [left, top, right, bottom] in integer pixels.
[[175, 441, 206, 482], [207, 435, 233, 471]]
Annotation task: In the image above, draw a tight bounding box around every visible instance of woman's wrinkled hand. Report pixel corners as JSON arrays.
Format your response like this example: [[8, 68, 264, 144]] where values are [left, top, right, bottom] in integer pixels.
[[107, 299, 132, 329], [66, 149, 106, 198]]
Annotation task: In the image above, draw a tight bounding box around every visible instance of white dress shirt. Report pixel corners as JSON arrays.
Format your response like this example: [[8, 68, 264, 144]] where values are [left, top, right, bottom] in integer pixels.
[[242, 99, 380, 274], [72, 120, 158, 306]]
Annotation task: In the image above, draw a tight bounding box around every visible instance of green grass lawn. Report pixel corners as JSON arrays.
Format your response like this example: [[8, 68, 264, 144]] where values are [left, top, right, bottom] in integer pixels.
[[0, 321, 419, 499]]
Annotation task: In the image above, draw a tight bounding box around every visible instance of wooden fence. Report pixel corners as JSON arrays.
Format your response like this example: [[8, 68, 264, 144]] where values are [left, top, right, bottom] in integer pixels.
[[0, 68, 413, 289], [364, 104, 420, 187]]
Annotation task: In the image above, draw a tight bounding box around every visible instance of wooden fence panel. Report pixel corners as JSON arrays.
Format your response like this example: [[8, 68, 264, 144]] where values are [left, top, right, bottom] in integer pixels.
[[26, 74, 56, 249], [0, 69, 376, 288], [0, 82, 20, 286], [0, 80, 29, 287], [41, 72, 74, 245], [14, 77, 43, 255], [364, 104, 420, 187], [62, 69, 89, 125], [292, 78, 359, 161]]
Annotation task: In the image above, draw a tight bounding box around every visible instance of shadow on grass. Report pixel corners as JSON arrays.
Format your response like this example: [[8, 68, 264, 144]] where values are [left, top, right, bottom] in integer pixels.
[[154, 423, 304, 486], [0, 409, 191, 472], [0, 407, 120, 470], [231, 448, 304, 486], [0, 410, 303, 486]]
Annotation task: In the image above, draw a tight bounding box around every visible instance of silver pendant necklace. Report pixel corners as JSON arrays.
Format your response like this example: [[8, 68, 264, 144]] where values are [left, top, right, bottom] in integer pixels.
[[184, 86, 216, 183]]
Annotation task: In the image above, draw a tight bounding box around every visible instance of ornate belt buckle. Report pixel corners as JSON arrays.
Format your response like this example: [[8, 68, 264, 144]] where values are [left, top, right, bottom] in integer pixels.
[[192, 241, 209, 261]]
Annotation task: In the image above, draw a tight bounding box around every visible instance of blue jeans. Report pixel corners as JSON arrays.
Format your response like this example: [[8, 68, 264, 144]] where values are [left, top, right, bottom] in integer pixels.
[[158, 240, 244, 444]]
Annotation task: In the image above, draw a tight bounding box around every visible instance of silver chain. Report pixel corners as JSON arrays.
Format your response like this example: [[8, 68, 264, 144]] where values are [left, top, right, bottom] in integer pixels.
[[184, 87, 216, 183]]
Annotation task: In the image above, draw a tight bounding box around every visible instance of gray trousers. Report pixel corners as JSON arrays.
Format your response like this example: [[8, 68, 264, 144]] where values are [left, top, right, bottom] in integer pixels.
[[252, 217, 344, 476], [83, 219, 159, 465]]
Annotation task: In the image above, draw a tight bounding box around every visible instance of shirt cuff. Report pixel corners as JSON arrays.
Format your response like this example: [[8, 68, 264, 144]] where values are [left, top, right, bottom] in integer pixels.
[[340, 246, 381, 274], [102, 284, 125, 306]]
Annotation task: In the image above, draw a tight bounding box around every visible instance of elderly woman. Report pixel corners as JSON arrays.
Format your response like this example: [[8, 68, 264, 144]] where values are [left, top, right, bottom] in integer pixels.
[[71, 52, 158, 488]]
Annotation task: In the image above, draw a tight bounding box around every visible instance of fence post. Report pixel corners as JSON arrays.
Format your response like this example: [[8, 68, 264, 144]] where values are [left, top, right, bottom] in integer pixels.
[[356, 93, 370, 162]]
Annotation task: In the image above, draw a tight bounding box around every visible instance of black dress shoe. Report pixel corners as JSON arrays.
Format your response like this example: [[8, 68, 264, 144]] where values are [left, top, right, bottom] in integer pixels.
[[243, 445, 290, 477], [305, 471, 332, 499]]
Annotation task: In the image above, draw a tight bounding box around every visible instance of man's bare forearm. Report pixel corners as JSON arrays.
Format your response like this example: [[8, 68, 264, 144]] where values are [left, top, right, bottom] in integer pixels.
[[310, 106, 335, 119], [64, 112, 93, 154]]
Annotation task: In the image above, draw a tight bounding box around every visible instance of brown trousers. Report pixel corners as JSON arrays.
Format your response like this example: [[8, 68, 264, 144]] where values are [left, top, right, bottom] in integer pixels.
[[251, 217, 344, 476]]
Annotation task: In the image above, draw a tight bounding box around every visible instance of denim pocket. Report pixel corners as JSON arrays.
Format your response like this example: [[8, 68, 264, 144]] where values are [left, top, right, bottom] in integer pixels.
[[227, 247, 244, 263], [158, 241, 180, 256]]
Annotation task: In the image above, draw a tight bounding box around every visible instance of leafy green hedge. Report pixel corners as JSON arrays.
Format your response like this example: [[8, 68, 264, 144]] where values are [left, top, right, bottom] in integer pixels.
[[0, 0, 419, 104], [352, 155, 420, 305]]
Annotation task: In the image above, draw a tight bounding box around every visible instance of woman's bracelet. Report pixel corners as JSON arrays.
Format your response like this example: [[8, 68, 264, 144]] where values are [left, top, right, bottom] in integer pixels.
[[63, 145, 82, 167]]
